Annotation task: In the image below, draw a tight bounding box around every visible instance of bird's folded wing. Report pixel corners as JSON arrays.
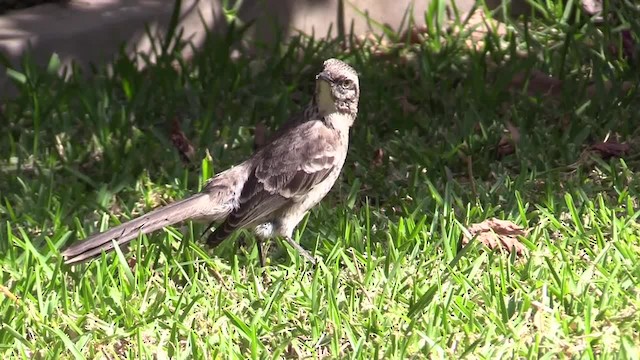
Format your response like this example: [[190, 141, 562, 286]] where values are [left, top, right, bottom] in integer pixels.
[[224, 120, 340, 230]]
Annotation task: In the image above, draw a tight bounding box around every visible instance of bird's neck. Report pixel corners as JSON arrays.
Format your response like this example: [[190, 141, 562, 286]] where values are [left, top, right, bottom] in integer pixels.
[[304, 101, 355, 131], [323, 112, 355, 131]]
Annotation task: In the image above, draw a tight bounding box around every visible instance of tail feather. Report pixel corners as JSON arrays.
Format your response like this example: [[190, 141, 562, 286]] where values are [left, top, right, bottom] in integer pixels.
[[62, 162, 252, 265], [62, 193, 217, 264]]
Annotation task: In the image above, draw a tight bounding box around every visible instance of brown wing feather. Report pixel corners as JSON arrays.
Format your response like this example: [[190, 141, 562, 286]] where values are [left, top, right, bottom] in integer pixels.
[[207, 120, 339, 244]]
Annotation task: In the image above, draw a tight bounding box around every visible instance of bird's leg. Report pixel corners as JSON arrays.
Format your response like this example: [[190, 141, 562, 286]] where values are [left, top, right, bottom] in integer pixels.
[[256, 238, 270, 284], [256, 238, 267, 268], [283, 236, 317, 266]]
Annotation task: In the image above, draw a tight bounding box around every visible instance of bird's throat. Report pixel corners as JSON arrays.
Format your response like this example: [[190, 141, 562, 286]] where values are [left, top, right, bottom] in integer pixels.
[[323, 112, 354, 131]]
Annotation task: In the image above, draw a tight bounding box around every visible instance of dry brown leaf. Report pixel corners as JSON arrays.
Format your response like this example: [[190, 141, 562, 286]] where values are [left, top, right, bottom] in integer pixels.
[[396, 95, 418, 116], [496, 139, 514, 157], [585, 80, 634, 98], [506, 121, 520, 144], [560, 113, 572, 130], [589, 141, 630, 159], [510, 70, 563, 97], [409, 24, 429, 44], [620, 30, 635, 60], [462, 218, 528, 255], [170, 117, 196, 166], [496, 121, 520, 157], [609, 30, 636, 60], [510, 70, 633, 102], [372, 148, 385, 168], [396, 87, 418, 116], [127, 257, 137, 271]]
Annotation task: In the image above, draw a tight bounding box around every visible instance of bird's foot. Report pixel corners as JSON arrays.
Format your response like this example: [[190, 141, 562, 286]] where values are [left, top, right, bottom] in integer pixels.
[[283, 236, 317, 266]]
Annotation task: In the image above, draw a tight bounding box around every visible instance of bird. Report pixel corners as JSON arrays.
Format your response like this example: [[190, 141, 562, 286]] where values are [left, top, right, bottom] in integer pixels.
[[61, 58, 360, 267]]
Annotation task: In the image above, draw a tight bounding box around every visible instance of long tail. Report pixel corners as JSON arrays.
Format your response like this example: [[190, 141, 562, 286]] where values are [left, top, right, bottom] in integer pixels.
[[61, 194, 218, 264], [62, 163, 251, 265]]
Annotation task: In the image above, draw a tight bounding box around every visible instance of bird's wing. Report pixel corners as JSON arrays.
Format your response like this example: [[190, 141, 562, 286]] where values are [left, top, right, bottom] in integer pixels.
[[210, 120, 340, 240]]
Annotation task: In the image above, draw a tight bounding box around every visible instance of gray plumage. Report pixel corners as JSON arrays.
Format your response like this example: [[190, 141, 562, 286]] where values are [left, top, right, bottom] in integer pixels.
[[61, 58, 360, 265]]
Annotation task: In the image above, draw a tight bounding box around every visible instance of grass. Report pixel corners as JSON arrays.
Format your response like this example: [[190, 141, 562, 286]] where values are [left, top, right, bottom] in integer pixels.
[[1, 1, 640, 358]]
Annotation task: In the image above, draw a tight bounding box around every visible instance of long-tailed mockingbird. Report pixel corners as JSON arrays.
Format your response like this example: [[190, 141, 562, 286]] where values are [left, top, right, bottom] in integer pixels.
[[61, 58, 360, 267]]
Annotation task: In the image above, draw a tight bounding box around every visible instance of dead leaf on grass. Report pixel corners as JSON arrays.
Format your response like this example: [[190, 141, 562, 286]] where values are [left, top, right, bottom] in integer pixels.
[[127, 257, 137, 271], [620, 30, 636, 60], [462, 218, 528, 255], [170, 117, 196, 166], [585, 80, 634, 99], [496, 121, 520, 157], [589, 141, 630, 159], [406, 24, 429, 45], [372, 148, 385, 168], [395, 87, 418, 116], [510, 70, 563, 97], [510, 70, 634, 102]]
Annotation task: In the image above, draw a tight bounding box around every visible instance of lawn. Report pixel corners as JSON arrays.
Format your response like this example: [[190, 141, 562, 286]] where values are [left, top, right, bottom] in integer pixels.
[[1, 2, 640, 358]]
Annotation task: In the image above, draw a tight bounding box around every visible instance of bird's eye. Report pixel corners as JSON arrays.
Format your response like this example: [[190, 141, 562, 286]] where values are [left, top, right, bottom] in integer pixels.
[[341, 79, 353, 89]]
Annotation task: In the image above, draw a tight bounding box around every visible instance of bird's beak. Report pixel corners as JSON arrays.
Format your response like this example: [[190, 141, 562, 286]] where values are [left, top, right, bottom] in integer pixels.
[[316, 72, 332, 83]]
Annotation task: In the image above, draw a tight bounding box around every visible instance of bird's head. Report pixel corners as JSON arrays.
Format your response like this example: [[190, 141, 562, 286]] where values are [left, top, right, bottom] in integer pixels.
[[314, 58, 359, 117]]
